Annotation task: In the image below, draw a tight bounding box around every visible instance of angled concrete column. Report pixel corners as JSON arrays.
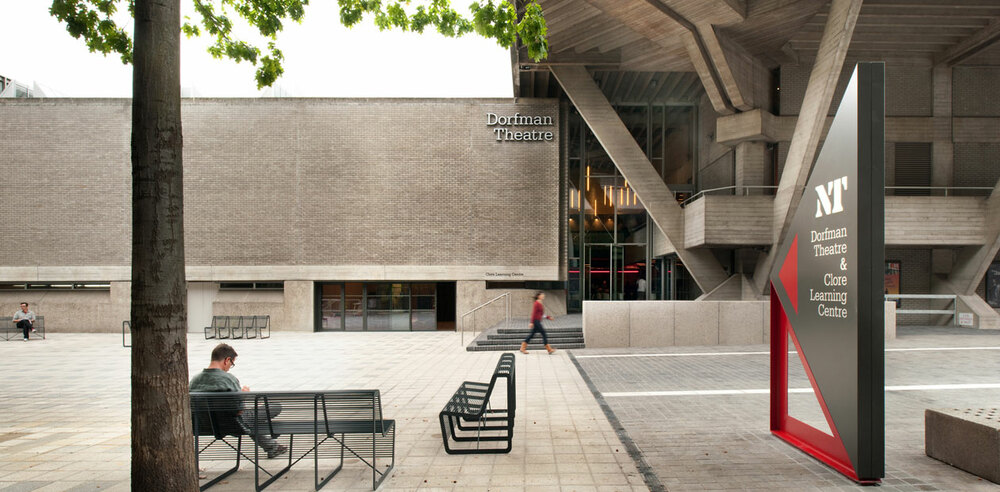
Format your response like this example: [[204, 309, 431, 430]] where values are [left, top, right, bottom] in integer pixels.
[[949, 180, 1000, 298], [751, 0, 864, 294], [551, 65, 729, 294]]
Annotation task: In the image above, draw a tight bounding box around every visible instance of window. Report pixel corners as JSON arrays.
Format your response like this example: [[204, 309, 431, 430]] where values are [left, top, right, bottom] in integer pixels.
[[219, 282, 284, 290]]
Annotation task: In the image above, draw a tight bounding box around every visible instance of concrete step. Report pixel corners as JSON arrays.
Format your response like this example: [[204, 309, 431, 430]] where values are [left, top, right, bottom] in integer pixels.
[[496, 327, 582, 335], [487, 332, 583, 340], [467, 343, 585, 352], [476, 337, 583, 346]]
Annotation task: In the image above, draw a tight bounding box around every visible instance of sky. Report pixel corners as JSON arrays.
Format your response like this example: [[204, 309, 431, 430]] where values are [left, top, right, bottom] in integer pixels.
[[0, 2, 515, 98]]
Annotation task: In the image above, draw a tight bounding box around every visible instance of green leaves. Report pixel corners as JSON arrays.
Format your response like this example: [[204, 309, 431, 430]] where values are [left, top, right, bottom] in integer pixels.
[[51, 0, 548, 88], [50, 0, 134, 64]]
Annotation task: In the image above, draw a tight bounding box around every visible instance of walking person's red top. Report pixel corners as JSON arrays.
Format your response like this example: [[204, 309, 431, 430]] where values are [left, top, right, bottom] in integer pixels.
[[531, 300, 549, 322]]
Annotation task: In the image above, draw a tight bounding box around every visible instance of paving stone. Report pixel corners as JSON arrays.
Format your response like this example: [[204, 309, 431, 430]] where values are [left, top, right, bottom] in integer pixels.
[[0, 332, 639, 490], [572, 325, 1000, 491]]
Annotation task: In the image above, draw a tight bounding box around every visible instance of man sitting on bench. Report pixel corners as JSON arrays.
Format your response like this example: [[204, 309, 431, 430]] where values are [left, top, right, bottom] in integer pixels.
[[190, 343, 287, 459], [13, 302, 35, 342]]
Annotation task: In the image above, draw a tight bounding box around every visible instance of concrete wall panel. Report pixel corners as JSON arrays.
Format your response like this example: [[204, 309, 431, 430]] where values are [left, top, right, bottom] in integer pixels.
[[583, 301, 630, 348], [629, 301, 674, 347], [719, 301, 764, 345], [674, 301, 720, 346]]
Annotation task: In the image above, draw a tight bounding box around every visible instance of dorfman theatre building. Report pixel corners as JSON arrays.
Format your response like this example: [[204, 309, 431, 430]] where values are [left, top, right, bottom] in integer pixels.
[[2, 0, 1000, 334]]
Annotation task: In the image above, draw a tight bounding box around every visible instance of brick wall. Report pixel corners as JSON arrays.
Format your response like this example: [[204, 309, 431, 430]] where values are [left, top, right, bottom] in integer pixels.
[[0, 99, 131, 268], [954, 143, 1000, 189], [781, 62, 931, 117], [953, 67, 1000, 117], [0, 98, 561, 280]]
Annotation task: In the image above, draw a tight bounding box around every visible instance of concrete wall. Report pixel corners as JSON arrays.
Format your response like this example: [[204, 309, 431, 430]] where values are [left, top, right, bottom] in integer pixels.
[[0, 281, 130, 332], [584, 300, 897, 348], [456, 281, 566, 334], [0, 98, 561, 332], [583, 300, 769, 348]]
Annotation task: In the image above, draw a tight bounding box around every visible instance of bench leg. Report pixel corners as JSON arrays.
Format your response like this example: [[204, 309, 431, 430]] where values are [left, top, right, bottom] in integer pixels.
[[199, 436, 243, 491], [315, 433, 344, 490], [440, 413, 514, 454], [255, 439, 294, 491]]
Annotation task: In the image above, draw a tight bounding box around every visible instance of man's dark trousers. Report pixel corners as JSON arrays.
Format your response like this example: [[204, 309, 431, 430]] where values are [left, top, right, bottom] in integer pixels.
[[16, 319, 31, 339]]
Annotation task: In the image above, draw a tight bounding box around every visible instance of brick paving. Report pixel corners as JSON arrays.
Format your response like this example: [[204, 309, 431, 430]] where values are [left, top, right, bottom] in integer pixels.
[[0, 332, 643, 491], [572, 326, 1000, 491], [2, 325, 999, 491]]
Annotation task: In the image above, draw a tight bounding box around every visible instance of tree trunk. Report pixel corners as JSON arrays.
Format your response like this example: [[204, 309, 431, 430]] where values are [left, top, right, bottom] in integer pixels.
[[130, 0, 197, 489]]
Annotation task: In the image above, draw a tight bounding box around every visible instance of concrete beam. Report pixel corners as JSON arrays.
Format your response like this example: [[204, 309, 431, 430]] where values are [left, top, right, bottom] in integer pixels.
[[681, 31, 736, 114], [699, 26, 762, 111], [716, 108, 782, 143], [520, 47, 621, 67], [934, 16, 1000, 67], [551, 65, 729, 294], [751, 0, 863, 294], [731, 114, 1000, 144]]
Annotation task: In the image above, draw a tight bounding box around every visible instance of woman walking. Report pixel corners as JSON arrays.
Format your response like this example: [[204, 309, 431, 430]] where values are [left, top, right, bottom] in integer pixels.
[[521, 292, 556, 354]]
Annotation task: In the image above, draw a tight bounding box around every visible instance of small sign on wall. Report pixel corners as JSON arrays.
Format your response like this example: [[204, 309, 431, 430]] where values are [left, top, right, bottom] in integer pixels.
[[958, 312, 974, 327]]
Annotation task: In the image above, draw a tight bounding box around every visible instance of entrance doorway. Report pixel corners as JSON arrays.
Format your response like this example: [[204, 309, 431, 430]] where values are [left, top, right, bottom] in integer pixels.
[[584, 244, 646, 301]]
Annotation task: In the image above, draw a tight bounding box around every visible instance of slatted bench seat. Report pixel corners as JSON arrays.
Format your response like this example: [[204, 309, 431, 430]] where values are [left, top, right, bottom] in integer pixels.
[[192, 389, 395, 491], [439, 352, 515, 454], [204, 315, 270, 340], [2, 315, 45, 341]]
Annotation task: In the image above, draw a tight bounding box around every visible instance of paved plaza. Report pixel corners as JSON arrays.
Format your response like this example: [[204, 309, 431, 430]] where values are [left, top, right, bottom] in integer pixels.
[[1, 325, 999, 491]]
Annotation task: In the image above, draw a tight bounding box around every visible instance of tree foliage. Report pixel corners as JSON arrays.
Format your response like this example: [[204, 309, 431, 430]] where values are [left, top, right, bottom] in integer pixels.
[[50, 0, 548, 89]]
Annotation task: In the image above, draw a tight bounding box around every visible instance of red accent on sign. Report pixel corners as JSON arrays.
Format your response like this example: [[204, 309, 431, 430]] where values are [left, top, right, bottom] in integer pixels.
[[770, 284, 874, 484], [779, 235, 800, 313]]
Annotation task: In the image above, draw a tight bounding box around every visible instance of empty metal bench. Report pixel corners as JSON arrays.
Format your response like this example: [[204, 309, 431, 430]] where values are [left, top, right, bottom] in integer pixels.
[[192, 389, 395, 491], [439, 352, 515, 454], [204, 315, 270, 340]]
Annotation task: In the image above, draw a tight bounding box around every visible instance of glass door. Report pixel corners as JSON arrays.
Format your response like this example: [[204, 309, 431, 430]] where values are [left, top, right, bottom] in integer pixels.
[[320, 283, 344, 331], [614, 245, 626, 300], [585, 244, 611, 300], [345, 282, 364, 331]]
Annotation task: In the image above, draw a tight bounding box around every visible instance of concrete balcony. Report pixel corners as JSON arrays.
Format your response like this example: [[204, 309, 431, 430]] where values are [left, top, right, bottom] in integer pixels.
[[679, 195, 989, 248]]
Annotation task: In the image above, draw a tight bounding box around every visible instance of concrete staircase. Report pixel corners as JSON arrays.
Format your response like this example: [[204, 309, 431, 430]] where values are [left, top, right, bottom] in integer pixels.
[[467, 315, 584, 352]]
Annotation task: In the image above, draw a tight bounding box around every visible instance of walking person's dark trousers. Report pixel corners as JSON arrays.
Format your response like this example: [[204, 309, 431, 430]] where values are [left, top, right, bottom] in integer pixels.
[[16, 320, 31, 339], [524, 320, 548, 345]]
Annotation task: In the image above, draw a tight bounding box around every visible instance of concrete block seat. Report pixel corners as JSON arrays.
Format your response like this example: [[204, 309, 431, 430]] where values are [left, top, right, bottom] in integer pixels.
[[926, 408, 1000, 483]]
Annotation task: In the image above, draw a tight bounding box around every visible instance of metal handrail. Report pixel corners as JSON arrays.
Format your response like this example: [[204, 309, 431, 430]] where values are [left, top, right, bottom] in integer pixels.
[[460, 292, 511, 346], [680, 185, 778, 207], [885, 186, 993, 196], [885, 294, 958, 323]]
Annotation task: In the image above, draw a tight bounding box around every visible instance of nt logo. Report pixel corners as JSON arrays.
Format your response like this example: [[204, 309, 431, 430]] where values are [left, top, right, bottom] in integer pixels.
[[815, 176, 848, 218]]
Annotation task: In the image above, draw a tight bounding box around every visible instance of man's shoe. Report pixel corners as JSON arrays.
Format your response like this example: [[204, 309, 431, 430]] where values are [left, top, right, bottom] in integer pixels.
[[23, 338, 28, 342], [267, 444, 288, 459], [30, 328, 36, 333], [545, 344, 556, 354], [520, 341, 529, 354]]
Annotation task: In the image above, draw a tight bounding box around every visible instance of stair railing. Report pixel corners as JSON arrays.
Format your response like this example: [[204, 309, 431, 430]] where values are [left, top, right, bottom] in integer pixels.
[[461, 292, 511, 346]]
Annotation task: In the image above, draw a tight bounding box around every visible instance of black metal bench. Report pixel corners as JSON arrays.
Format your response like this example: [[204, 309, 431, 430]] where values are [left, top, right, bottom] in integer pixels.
[[192, 390, 395, 491], [439, 352, 515, 454], [204, 315, 270, 340], [2, 315, 45, 341]]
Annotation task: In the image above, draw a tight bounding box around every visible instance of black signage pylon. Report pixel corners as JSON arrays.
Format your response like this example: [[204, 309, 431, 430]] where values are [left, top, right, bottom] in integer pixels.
[[770, 63, 885, 483]]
